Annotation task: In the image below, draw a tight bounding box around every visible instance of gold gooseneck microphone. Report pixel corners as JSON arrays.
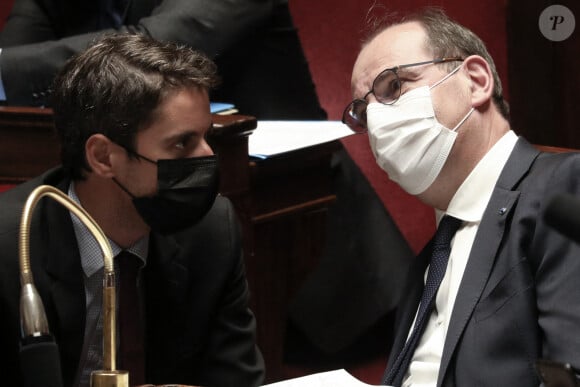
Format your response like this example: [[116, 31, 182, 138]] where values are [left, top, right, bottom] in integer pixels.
[[19, 185, 130, 387]]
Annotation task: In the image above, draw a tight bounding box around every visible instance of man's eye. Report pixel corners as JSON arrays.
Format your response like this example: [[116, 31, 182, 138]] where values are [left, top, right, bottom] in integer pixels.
[[374, 72, 403, 103], [385, 78, 401, 96], [174, 135, 194, 150]]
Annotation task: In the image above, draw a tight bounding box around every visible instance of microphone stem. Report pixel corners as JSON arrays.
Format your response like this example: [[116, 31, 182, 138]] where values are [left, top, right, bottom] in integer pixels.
[[103, 272, 117, 371], [18, 185, 118, 375]]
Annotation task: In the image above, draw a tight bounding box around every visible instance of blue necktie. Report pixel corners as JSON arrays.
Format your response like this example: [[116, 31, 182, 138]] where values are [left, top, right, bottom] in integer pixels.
[[383, 215, 462, 386]]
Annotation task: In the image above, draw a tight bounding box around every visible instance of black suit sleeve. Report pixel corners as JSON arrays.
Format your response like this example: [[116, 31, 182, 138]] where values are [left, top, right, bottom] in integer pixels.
[[0, 0, 276, 106], [146, 196, 264, 387], [193, 198, 265, 387], [532, 154, 580, 368]]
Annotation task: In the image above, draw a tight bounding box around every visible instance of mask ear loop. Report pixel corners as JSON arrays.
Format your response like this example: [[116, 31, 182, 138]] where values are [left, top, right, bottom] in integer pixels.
[[112, 177, 137, 199], [452, 107, 475, 132], [125, 149, 157, 165], [110, 146, 158, 199], [429, 64, 463, 89], [428, 64, 474, 132]]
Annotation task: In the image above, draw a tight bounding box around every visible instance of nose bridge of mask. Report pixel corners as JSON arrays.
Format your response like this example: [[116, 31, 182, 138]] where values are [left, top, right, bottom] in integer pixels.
[[366, 87, 435, 129], [157, 155, 218, 190]]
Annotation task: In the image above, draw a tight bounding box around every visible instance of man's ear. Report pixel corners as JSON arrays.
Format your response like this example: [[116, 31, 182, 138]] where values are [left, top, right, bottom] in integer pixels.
[[85, 134, 117, 178], [463, 55, 494, 108]]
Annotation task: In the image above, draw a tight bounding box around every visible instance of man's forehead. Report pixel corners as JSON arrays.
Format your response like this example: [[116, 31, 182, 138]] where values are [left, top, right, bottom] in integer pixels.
[[351, 22, 429, 90]]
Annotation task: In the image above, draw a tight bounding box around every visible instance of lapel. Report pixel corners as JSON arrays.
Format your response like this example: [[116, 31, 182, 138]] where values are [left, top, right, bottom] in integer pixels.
[[146, 234, 188, 303], [143, 233, 191, 375], [437, 138, 540, 385], [145, 233, 189, 327]]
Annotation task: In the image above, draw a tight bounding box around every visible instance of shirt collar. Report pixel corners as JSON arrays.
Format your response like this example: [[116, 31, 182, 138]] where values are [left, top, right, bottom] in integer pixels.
[[68, 183, 149, 278], [436, 130, 518, 224]]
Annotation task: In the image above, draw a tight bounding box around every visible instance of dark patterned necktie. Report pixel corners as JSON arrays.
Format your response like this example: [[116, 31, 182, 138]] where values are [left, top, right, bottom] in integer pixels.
[[117, 250, 146, 385], [383, 215, 462, 386]]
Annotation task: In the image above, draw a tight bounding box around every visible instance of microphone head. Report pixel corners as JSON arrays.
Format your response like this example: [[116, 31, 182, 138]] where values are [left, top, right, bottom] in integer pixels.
[[544, 193, 580, 245]]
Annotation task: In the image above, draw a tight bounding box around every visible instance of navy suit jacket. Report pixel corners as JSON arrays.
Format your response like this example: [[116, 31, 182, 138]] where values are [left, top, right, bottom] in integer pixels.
[[0, 0, 326, 120], [0, 168, 264, 387], [385, 138, 580, 386]]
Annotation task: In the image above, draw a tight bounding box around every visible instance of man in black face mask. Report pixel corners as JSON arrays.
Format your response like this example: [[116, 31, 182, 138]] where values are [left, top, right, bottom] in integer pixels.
[[0, 33, 264, 387]]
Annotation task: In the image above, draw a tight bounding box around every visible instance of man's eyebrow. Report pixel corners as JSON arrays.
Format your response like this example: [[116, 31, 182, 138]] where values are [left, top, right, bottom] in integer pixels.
[[168, 130, 194, 140], [162, 130, 194, 145], [166, 123, 213, 141], [396, 67, 422, 77]]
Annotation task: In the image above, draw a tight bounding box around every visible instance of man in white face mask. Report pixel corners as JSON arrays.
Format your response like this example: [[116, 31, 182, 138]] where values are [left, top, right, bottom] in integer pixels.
[[343, 7, 580, 387]]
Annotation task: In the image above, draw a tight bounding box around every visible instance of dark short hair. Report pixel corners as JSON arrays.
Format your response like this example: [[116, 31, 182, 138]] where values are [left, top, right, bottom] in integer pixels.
[[51, 33, 220, 180], [364, 7, 509, 120]]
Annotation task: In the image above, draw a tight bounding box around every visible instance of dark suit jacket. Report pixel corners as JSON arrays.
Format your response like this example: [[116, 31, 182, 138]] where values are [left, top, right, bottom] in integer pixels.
[[0, 168, 264, 387], [0, 0, 326, 120], [385, 138, 580, 386]]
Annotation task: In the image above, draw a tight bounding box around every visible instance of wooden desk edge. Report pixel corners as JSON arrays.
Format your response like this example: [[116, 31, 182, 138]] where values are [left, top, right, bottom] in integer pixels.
[[0, 106, 257, 136], [0, 106, 257, 185]]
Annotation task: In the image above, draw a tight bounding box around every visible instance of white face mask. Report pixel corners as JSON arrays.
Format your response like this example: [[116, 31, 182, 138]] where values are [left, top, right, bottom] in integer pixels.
[[366, 66, 474, 195]]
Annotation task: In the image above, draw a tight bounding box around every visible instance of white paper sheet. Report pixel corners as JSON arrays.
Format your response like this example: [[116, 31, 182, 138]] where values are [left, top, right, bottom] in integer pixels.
[[248, 120, 354, 159], [261, 369, 384, 387]]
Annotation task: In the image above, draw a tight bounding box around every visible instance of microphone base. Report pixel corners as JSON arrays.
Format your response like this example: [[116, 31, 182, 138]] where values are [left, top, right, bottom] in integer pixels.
[[90, 370, 129, 387]]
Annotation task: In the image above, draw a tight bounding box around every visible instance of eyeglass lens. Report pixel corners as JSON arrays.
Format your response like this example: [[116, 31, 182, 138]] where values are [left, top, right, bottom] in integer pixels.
[[372, 69, 401, 104], [343, 99, 368, 133], [342, 69, 401, 132]]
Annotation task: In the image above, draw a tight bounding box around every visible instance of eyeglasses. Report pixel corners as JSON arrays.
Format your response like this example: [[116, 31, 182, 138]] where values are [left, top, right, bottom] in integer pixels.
[[341, 57, 464, 133]]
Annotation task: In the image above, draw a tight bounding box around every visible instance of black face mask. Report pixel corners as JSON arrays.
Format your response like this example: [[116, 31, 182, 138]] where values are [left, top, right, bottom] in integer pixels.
[[114, 153, 220, 234]]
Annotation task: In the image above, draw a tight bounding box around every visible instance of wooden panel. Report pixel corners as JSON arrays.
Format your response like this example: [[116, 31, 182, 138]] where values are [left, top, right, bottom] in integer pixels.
[[244, 141, 339, 382], [0, 107, 59, 183]]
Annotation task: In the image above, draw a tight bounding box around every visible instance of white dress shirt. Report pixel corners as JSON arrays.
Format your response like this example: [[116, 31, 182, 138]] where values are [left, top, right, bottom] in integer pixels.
[[402, 130, 519, 387]]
